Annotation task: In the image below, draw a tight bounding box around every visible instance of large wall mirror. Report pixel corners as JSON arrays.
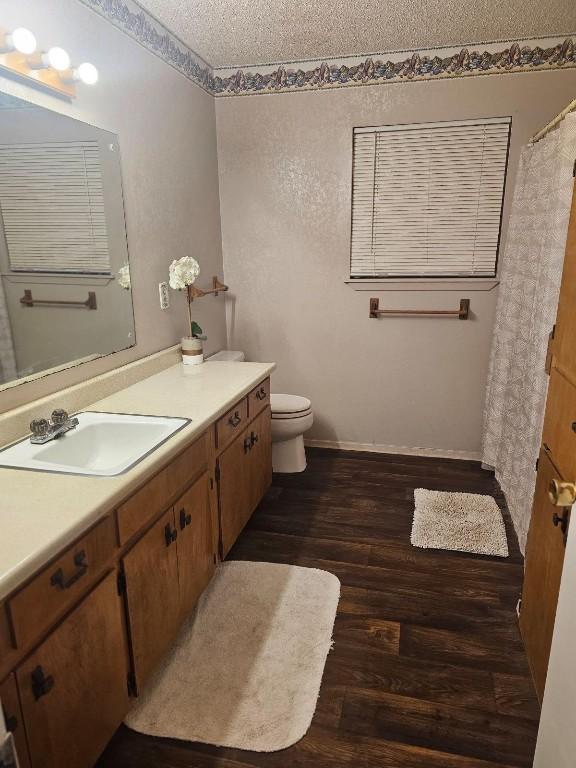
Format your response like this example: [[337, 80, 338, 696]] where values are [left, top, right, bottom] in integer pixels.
[[0, 91, 135, 390]]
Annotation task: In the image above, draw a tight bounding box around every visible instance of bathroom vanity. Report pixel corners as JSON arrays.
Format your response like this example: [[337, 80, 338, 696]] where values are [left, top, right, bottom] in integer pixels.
[[0, 360, 274, 768]]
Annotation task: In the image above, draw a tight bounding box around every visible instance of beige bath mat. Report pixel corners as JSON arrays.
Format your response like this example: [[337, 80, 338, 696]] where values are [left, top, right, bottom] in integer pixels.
[[411, 489, 509, 557], [125, 560, 340, 751]]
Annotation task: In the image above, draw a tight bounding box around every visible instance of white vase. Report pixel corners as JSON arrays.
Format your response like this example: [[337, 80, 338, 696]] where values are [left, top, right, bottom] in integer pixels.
[[181, 336, 204, 366]]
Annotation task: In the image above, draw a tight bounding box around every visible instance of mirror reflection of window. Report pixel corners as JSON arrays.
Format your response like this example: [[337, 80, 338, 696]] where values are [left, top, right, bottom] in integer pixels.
[[0, 141, 111, 274]]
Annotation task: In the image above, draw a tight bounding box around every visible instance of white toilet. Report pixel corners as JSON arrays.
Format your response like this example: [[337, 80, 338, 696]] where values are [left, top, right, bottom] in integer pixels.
[[209, 350, 314, 473]]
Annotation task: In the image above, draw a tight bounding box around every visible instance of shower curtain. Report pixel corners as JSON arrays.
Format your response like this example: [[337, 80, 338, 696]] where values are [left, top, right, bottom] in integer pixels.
[[0, 277, 17, 384], [482, 112, 576, 554]]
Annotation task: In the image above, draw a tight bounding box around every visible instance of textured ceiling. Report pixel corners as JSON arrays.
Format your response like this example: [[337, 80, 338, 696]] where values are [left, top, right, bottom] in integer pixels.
[[137, 0, 576, 68]]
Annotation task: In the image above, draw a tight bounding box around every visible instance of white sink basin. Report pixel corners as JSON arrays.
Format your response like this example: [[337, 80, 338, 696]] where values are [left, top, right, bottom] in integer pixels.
[[0, 412, 190, 476]]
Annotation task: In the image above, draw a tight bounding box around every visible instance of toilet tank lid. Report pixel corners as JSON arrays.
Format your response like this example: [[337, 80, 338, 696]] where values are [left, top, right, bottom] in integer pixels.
[[209, 350, 245, 362]]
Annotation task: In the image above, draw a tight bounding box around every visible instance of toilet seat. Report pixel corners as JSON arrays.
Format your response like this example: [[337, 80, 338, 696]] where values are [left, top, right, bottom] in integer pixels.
[[271, 394, 311, 420]]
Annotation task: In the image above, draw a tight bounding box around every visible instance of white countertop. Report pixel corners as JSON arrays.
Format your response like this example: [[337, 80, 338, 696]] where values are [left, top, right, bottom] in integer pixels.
[[0, 360, 275, 601]]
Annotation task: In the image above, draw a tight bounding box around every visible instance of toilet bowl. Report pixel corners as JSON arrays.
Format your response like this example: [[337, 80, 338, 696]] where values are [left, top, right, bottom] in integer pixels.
[[270, 394, 313, 473], [209, 350, 313, 473]]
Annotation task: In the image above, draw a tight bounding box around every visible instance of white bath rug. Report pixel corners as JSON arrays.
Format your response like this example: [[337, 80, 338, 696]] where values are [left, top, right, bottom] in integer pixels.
[[125, 560, 340, 751], [411, 489, 509, 557]]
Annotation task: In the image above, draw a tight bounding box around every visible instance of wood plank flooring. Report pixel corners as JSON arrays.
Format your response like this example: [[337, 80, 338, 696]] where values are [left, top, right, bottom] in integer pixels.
[[96, 448, 540, 768]]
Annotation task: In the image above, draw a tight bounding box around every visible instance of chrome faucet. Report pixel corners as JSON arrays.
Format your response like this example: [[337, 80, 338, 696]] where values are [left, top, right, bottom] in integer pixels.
[[30, 409, 79, 444]]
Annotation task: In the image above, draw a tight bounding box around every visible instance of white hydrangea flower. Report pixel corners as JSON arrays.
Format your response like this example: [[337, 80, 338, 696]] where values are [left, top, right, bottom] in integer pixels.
[[169, 256, 200, 290], [117, 263, 131, 290]]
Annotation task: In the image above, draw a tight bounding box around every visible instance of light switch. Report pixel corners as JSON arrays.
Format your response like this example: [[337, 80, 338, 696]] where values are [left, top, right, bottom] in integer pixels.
[[159, 282, 170, 310]]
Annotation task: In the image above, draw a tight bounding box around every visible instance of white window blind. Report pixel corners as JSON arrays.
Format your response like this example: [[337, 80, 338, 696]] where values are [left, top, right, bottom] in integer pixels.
[[0, 141, 111, 274], [350, 118, 511, 278]]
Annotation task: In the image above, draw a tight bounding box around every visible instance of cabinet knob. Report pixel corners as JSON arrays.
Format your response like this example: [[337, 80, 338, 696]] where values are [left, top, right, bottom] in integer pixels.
[[256, 387, 267, 401], [244, 437, 252, 453], [31, 665, 54, 700], [164, 523, 178, 546], [228, 411, 242, 427], [179, 508, 192, 529], [250, 431, 259, 447]]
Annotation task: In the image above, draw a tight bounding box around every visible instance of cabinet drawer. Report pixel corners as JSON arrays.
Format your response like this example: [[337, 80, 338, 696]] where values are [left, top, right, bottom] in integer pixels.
[[117, 432, 208, 545], [8, 515, 116, 649], [248, 378, 270, 417], [542, 367, 576, 481], [216, 398, 249, 452]]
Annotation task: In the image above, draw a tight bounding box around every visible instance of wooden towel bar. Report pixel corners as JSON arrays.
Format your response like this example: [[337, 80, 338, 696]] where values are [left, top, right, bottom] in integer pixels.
[[369, 298, 470, 320]]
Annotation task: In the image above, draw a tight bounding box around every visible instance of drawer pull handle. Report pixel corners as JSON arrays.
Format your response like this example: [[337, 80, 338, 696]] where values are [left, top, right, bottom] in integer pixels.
[[250, 431, 259, 447], [244, 437, 252, 453], [179, 508, 192, 529], [31, 665, 54, 700], [50, 550, 88, 591], [164, 523, 178, 546], [228, 411, 242, 427], [256, 387, 267, 401]]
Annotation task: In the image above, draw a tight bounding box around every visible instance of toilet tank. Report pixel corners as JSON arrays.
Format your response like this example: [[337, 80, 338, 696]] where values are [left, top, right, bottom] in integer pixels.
[[209, 350, 245, 362]]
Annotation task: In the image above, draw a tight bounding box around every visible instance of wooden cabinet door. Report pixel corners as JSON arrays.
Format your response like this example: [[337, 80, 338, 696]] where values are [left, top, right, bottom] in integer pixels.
[[248, 407, 272, 511], [0, 673, 31, 768], [175, 473, 215, 618], [520, 449, 569, 698], [16, 572, 129, 768], [123, 508, 180, 690], [218, 425, 252, 558]]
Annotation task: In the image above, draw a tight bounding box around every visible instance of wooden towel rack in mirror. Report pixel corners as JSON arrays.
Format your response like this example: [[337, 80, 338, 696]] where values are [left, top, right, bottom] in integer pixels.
[[20, 289, 98, 310], [369, 298, 470, 319]]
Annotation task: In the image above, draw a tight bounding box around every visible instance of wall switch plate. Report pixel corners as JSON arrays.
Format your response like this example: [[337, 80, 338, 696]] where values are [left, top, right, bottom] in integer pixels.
[[159, 282, 170, 310]]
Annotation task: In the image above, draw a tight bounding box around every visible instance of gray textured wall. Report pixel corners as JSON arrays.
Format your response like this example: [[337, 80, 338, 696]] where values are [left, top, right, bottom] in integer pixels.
[[216, 71, 576, 456]]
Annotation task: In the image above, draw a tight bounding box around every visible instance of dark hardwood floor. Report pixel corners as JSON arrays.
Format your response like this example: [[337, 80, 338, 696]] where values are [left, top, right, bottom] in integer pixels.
[[97, 448, 540, 768]]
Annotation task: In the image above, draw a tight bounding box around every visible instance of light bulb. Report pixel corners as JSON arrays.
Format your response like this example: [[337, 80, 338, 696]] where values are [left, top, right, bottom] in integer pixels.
[[10, 27, 37, 55], [47, 46, 70, 71], [76, 62, 98, 85]]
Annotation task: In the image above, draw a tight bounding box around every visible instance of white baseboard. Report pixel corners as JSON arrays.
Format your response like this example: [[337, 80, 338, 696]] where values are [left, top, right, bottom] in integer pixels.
[[304, 438, 481, 462]]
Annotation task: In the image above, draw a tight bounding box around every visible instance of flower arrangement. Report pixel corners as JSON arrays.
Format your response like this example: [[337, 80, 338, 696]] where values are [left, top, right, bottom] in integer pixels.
[[168, 256, 205, 340]]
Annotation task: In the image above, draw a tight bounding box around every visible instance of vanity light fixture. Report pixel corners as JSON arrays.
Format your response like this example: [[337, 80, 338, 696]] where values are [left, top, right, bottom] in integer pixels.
[[46, 46, 71, 71], [1, 27, 37, 55], [75, 62, 99, 85], [0, 26, 98, 98]]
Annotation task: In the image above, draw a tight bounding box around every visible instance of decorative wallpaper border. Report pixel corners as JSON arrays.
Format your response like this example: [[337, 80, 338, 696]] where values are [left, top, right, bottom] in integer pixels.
[[77, 0, 213, 93], [212, 38, 576, 96], [73, 2, 576, 98]]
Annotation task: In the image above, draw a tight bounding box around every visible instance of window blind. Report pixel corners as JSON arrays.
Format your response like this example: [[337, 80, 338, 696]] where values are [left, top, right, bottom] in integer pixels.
[[0, 141, 111, 274], [350, 118, 511, 278]]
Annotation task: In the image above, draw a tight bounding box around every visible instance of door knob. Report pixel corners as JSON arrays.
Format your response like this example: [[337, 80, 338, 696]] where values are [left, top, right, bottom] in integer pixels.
[[548, 479, 576, 507]]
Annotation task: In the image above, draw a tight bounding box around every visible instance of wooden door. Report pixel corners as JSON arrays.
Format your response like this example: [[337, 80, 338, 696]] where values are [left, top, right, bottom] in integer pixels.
[[0, 673, 31, 768], [248, 407, 272, 511], [218, 425, 252, 558], [175, 473, 215, 618], [521, 179, 576, 700], [123, 508, 180, 690], [520, 449, 569, 697], [16, 572, 129, 768]]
